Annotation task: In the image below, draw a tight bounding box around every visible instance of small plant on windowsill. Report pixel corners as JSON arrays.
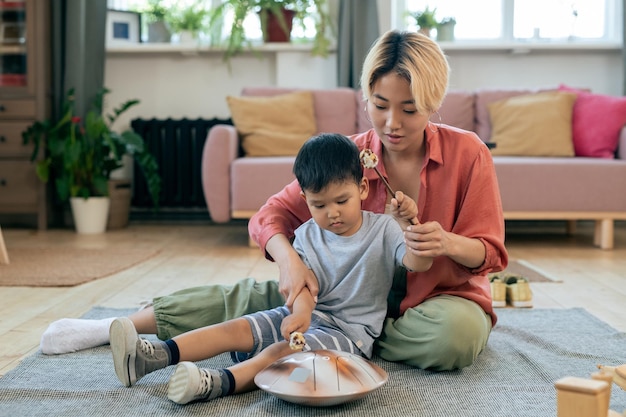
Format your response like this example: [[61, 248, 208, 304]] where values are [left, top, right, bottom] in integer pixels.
[[167, 1, 211, 41], [407, 6, 438, 37], [436, 17, 456, 42], [135, 0, 172, 43]]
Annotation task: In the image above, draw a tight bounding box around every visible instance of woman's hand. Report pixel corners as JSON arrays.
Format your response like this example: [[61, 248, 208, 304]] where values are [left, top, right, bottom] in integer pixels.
[[404, 221, 486, 269], [266, 234, 319, 309], [277, 253, 318, 309]]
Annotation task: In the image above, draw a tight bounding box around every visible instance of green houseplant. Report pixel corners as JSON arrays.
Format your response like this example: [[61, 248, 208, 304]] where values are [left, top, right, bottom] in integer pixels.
[[436, 16, 456, 42], [22, 88, 161, 216], [167, 2, 211, 40], [209, 0, 334, 62], [408, 6, 438, 37], [138, 0, 172, 43]]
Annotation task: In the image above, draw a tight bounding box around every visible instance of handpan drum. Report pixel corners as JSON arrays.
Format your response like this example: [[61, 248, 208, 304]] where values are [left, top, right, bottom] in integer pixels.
[[254, 349, 388, 407]]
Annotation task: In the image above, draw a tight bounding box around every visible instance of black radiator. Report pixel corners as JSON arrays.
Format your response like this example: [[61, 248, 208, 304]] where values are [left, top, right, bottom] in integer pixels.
[[130, 118, 232, 213]]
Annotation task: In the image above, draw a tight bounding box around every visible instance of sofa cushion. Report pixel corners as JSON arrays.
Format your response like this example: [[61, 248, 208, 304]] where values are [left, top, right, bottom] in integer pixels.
[[436, 90, 475, 132], [488, 91, 576, 157], [227, 91, 317, 156], [231, 157, 296, 212], [559, 84, 626, 158], [355, 89, 476, 133], [242, 87, 359, 135], [475, 89, 534, 142], [355, 90, 372, 133]]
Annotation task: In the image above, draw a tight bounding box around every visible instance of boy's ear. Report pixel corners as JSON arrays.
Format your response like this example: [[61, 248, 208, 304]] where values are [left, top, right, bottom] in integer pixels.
[[360, 177, 369, 200], [300, 191, 307, 202]]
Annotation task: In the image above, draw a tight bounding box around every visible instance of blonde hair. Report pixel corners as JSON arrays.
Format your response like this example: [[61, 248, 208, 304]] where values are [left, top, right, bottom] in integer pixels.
[[360, 30, 450, 114]]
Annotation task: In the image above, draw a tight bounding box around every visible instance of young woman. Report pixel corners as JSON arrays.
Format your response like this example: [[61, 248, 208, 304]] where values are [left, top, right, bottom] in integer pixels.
[[41, 30, 507, 371]]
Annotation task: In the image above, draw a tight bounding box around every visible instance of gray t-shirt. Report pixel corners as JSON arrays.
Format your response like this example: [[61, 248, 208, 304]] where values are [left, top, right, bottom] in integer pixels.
[[292, 210, 407, 357]]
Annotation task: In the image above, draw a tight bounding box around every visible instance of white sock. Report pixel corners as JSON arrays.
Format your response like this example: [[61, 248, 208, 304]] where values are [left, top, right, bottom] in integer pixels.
[[40, 317, 117, 355]]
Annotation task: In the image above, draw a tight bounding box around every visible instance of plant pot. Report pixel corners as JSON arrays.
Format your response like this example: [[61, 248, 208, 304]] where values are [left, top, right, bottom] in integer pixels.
[[70, 197, 110, 235], [437, 23, 455, 42], [418, 27, 432, 38], [260, 8, 295, 43], [147, 21, 171, 43], [178, 30, 196, 44], [107, 179, 132, 230]]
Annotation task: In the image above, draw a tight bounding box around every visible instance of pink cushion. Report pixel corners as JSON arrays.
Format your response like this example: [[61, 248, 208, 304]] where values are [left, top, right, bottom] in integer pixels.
[[355, 89, 476, 134], [436, 91, 475, 132], [559, 84, 626, 158], [241, 87, 358, 135], [355, 90, 372, 133], [231, 157, 296, 211]]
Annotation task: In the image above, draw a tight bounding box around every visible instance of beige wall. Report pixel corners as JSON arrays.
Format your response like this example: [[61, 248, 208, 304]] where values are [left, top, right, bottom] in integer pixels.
[[104, 45, 622, 133]]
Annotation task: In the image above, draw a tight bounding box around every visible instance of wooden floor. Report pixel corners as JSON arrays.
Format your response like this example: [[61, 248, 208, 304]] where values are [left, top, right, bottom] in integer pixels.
[[1, 220, 625, 377]]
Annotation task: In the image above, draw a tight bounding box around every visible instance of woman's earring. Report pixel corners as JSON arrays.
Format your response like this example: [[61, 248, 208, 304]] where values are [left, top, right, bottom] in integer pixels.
[[428, 111, 442, 133], [364, 105, 372, 123]]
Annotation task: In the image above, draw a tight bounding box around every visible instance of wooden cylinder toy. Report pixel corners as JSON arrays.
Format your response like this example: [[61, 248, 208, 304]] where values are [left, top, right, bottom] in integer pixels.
[[591, 371, 613, 397]]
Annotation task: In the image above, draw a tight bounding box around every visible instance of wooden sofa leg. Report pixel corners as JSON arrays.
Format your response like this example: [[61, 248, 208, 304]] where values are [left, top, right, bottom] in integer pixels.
[[566, 220, 577, 235], [0, 226, 9, 265], [248, 236, 259, 248], [593, 219, 614, 250]]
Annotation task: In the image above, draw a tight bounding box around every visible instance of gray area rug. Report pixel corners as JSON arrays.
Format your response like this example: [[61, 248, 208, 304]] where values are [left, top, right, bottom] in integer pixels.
[[1, 307, 625, 416]]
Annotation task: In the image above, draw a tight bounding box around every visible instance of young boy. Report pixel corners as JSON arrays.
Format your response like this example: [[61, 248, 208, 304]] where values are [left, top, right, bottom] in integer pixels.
[[109, 133, 432, 404]]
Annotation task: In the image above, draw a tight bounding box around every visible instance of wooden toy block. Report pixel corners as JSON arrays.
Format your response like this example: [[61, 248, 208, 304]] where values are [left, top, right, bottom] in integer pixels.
[[592, 371, 614, 396], [555, 376, 610, 417]]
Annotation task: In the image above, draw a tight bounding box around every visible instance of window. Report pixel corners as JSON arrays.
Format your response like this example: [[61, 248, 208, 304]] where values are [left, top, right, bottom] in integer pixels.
[[402, 0, 622, 44], [107, 0, 320, 44]]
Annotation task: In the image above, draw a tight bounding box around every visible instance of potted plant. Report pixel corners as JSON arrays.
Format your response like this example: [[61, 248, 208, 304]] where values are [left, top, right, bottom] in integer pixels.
[[22, 88, 161, 233], [138, 0, 172, 43], [437, 17, 456, 42], [167, 2, 211, 43], [407, 6, 438, 37], [209, 0, 334, 62]]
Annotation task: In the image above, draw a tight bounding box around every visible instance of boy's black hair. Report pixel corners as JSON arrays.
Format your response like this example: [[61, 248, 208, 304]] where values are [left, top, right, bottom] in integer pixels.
[[293, 133, 363, 193]]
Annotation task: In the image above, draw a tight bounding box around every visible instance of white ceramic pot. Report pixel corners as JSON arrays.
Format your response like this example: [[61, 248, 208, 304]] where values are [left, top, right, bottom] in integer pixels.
[[177, 30, 196, 44], [70, 197, 111, 234], [147, 21, 171, 43]]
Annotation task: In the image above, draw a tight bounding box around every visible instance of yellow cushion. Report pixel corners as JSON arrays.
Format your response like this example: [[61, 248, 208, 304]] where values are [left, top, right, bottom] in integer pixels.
[[489, 91, 577, 157], [227, 91, 317, 156]]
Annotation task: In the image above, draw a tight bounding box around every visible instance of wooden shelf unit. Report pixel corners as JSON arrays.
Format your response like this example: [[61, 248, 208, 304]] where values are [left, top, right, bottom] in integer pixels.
[[0, 0, 50, 229]]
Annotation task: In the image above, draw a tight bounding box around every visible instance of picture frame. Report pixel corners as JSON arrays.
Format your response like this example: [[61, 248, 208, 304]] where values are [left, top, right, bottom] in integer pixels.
[[0, 22, 26, 44], [106, 9, 141, 46]]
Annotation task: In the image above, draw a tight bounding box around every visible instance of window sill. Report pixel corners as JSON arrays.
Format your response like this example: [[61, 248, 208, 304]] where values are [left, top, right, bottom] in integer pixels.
[[437, 40, 622, 53], [106, 42, 335, 55]]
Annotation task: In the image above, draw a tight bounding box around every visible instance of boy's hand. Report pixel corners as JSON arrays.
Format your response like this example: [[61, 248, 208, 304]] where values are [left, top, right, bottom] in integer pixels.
[[280, 313, 311, 341], [390, 191, 419, 225]]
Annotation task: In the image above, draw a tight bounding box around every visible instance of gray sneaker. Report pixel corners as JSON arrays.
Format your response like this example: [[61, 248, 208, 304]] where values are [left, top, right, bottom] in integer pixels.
[[168, 362, 214, 404], [110, 317, 169, 387]]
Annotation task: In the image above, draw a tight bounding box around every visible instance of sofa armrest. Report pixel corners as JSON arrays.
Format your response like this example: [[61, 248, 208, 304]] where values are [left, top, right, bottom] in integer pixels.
[[202, 124, 239, 222], [618, 126, 626, 160]]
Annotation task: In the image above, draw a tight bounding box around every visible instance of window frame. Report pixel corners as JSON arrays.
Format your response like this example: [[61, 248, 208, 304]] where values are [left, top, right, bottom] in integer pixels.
[[394, 0, 623, 49]]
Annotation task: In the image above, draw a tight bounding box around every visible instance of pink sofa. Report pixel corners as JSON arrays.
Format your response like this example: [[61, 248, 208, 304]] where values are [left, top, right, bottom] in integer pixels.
[[202, 87, 626, 249]]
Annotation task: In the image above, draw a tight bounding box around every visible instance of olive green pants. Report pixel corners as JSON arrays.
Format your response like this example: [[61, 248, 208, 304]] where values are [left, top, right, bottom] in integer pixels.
[[152, 278, 491, 371]]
